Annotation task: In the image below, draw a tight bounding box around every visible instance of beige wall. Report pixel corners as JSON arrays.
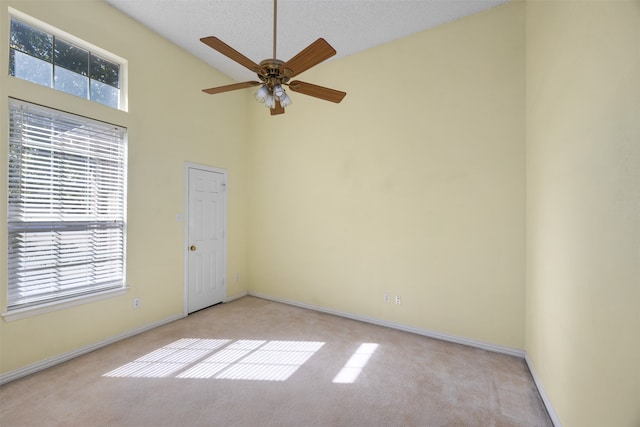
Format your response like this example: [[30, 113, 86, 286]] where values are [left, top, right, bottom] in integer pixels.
[[248, 1, 526, 349], [526, 1, 640, 426], [3, 1, 638, 425], [0, 0, 250, 374]]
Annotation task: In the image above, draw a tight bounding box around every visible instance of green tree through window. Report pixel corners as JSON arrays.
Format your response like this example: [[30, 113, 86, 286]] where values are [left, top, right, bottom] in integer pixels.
[[9, 17, 122, 109]]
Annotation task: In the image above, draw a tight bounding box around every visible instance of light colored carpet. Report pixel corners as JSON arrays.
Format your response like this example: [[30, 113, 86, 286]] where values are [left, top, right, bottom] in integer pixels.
[[0, 296, 552, 426]]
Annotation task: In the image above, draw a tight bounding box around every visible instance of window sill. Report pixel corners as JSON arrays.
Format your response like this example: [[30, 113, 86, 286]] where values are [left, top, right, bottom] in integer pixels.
[[1, 287, 130, 322]]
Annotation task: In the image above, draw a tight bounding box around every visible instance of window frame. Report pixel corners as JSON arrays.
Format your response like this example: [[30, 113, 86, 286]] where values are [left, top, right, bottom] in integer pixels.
[[3, 98, 128, 322], [8, 7, 128, 112]]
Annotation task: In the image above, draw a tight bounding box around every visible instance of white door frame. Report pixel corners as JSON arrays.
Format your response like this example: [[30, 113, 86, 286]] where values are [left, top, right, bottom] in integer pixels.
[[183, 162, 228, 316]]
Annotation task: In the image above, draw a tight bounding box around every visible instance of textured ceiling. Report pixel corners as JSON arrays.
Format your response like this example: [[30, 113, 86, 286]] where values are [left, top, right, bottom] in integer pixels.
[[106, 0, 510, 82]]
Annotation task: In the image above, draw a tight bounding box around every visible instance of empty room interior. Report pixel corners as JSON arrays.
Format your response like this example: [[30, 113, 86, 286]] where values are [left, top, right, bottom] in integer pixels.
[[0, 0, 638, 426]]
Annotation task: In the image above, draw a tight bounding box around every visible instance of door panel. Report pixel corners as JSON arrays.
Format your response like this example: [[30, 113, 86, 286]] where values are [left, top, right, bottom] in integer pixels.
[[187, 166, 226, 313]]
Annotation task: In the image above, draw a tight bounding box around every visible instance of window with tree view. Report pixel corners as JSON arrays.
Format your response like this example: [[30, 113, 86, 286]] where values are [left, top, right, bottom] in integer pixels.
[[9, 17, 122, 109]]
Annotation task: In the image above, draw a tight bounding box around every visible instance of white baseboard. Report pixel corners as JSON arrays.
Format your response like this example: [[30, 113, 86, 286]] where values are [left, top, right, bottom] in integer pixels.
[[1, 292, 561, 427], [248, 292, 564, 426], [248, 291, 525, 358], [0, 313, 184, 385], [525, 354, 562, 427], [226, 291, 248, 303]]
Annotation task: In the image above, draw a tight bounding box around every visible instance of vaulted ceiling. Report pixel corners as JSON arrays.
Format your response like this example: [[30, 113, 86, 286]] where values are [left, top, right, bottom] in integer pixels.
[[106, 0, 509, 82]]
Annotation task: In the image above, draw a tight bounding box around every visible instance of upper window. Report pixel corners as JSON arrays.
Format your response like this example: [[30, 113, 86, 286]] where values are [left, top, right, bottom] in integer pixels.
[[9, 14, 125, 110], [7, 99, 127, 311]]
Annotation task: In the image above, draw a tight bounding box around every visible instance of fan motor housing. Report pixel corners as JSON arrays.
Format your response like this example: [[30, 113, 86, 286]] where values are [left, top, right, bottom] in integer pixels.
[[258, 59, 293, 85]]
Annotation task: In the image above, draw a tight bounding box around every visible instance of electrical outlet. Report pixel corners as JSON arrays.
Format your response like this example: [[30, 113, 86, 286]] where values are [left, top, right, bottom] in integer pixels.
[[235, 272, 240, 282], [395, 295, 401, 305], [133, 297, 141, 309], [384, 293, 390, 303]]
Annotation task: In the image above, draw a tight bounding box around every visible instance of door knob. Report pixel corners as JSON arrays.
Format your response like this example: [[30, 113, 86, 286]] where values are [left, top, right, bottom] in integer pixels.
[[190, 245, 196, 251]]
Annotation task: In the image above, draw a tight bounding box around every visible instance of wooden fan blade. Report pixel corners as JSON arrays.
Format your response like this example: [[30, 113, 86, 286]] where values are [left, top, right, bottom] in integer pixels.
[[271, 99, 285, 115], [202, 81, 261, 95], [288, 80, 346, 103], [281, 38, 336, 77], [200, 36, 261, 72]]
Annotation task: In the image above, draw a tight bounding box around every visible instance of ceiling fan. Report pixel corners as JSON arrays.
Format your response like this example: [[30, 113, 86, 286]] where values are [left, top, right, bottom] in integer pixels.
[[200, 0, 346, 115]]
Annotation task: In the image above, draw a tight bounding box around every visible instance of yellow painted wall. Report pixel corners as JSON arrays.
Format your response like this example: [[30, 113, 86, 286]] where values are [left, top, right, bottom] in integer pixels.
[[4, 2, 636, 425], [526, 1, 640, 426], [248, 2, 526, 349], [0, 0, 250, 374]]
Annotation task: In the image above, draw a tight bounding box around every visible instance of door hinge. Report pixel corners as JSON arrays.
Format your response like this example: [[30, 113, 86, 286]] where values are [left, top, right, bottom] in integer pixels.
[[221, 182, 227, 192]]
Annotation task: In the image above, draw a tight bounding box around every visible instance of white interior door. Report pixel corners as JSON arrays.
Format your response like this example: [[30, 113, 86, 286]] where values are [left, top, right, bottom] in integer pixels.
[[186, 165, 227, 313]]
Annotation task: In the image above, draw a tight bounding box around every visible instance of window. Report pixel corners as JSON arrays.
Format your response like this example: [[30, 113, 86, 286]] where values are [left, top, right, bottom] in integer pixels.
[[7, 99, 127, 311], [9, 14, 125, 110]]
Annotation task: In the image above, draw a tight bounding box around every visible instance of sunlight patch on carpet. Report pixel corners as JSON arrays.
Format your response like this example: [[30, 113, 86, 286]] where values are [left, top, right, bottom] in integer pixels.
[[103, 338, 324, 381], [332, 343, 379, 384]]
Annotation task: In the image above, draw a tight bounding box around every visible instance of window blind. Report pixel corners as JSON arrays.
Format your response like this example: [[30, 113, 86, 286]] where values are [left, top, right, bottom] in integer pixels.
[[7, 99, 127, 310]]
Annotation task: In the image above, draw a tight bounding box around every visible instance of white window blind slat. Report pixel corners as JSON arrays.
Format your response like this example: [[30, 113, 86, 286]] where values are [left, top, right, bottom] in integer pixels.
[[7, 99, 127, 310]]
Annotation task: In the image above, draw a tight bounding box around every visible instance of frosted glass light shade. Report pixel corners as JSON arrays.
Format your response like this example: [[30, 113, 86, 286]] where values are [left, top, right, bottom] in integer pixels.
[[264, 93, 276, 109], [255, 85, 269, 103], [280, 93, 292, 107], [273, 84, 285, 99]]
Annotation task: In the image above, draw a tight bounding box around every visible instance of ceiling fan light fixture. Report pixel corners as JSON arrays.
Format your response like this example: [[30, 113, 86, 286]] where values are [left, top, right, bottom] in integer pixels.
[[200, 0, 345, 115], [255, 85, 269, 103], [280, 92, 293, 107], [273, 84, 285, 99], [264, 93, 276, 109]]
